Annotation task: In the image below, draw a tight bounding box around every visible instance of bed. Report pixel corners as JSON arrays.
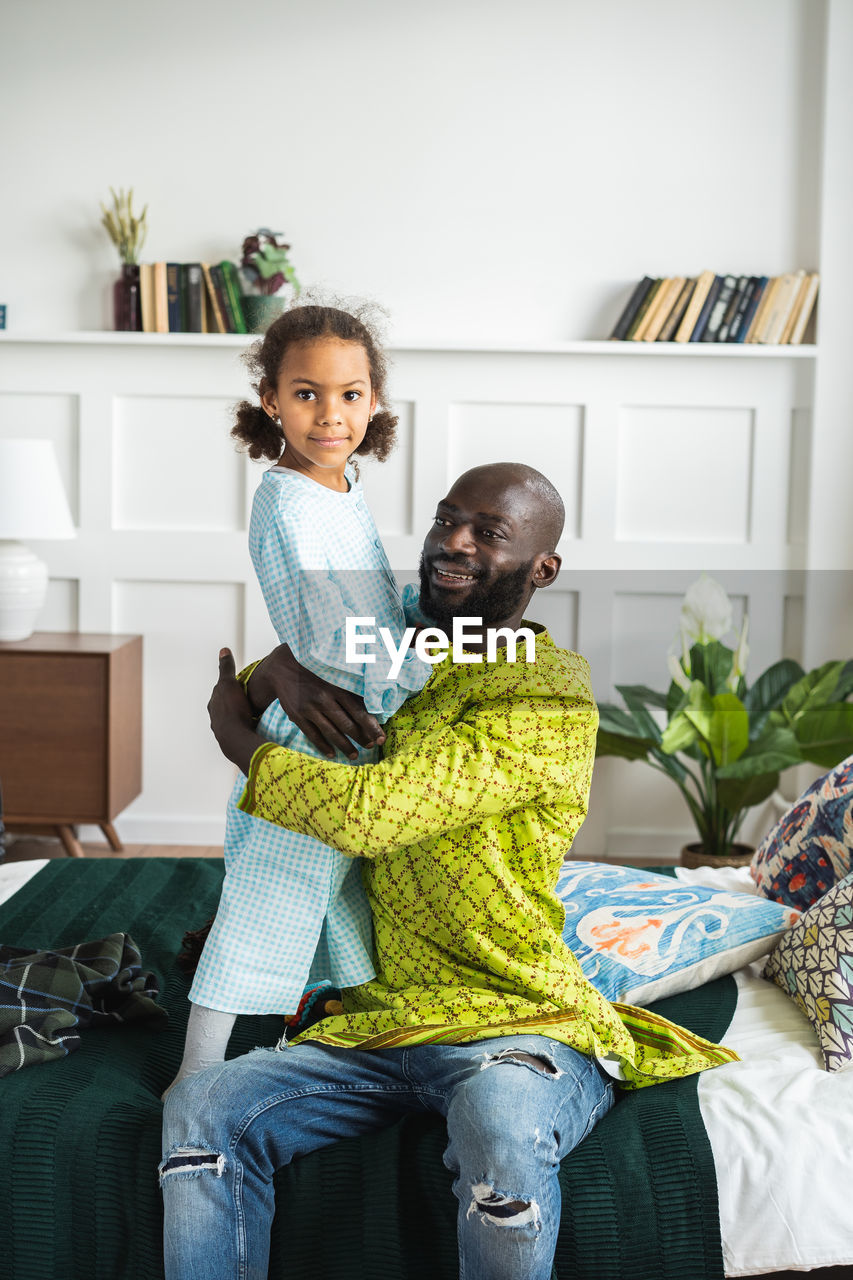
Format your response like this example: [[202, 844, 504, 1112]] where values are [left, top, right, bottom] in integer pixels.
[[2, 854, 851, 1280]]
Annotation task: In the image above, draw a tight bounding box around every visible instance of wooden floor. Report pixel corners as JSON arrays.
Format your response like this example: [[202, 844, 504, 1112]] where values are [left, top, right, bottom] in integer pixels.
[[1, 835, 222, 862]]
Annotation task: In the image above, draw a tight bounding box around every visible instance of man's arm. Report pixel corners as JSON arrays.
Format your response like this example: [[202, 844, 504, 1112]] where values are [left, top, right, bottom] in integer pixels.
[[241, 645, 385, 759], [210, 653, 599, 859]]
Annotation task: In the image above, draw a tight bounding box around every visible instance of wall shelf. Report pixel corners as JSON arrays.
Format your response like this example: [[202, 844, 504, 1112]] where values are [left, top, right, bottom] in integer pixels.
[[0, 331, 819, 357]]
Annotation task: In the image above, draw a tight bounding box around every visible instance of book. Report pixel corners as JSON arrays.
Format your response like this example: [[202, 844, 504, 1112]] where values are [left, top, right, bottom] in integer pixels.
[[152, 262, 169, 334], [673, 269, 716, 342], [729, 277, 764, 343], [182, 264, 204, 333], [657, 278, 695, 341], [609, 276, 655, 340], [166, 263, 182, 332], [787, 272, 819, 344], [643, 276, 686, 342], [744, 276, 780, 342], [200, 263, 228, 333], [700, 274, 738, 342], [758, 271, 805, 344], [716, 275, 750, 342], [634, 277, 674, 341], [217, 261, 248, 335], [139, 263, 156, 333], [779, 275, 808, 344], [625, 278, 664, 339], [200, 279, 211, 333], [689, 275, 723, 342], [210, 265, 235, 332]]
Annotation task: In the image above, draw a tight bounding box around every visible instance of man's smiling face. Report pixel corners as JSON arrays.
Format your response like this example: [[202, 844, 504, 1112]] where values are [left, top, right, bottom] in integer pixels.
[[418, 469, 559, 631]]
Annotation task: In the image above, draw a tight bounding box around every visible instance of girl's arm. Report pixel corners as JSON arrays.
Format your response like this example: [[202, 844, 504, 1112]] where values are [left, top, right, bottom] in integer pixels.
[[244, 645, 385, 759]]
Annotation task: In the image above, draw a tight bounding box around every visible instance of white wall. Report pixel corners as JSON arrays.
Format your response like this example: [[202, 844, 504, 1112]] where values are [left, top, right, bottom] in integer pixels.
[[0, 0, 824, 342]]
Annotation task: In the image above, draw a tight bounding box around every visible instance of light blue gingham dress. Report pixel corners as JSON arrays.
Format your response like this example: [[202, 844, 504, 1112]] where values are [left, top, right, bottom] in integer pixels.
[[190, 465, 430, 1015]]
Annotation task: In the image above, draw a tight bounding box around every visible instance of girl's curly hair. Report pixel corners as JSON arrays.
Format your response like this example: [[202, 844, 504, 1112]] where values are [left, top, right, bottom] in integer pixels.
[[231, 298, 398, 465]]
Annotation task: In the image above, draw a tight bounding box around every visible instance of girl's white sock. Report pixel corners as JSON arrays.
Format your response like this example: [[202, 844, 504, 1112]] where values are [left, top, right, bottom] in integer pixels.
[[161, 1003, 236, 1101]]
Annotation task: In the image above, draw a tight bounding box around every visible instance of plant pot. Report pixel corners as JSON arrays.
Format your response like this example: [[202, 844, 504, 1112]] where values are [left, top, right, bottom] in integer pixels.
[[679, 842, 755, 870], [241, 295, 287, 334], [113, 263, 141, 331]]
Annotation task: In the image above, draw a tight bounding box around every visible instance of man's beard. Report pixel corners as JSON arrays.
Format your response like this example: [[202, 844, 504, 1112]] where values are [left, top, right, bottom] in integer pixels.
[[418, 554, 535, 629]]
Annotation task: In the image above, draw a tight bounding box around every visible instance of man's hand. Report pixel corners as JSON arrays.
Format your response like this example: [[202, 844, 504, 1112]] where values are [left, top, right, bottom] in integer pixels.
[[246, 643, 385, 761], [208, 649, 266, 776]]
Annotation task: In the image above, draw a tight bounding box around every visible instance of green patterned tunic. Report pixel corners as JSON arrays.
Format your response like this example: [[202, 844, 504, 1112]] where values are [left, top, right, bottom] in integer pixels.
[[239, 631, 737, 1087]]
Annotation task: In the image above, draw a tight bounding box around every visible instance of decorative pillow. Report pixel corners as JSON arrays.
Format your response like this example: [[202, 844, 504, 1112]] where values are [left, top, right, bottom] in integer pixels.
[[763, 870, 853, 1072], [557, 861, 799, 1006], [750, 754, 853, 910]]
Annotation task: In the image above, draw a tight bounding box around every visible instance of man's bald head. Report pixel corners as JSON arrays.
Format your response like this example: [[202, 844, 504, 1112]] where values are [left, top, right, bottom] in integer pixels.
[[451, 463, 565, 554]]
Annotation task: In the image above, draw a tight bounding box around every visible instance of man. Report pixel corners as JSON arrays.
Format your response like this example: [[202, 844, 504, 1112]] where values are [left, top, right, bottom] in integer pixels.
[[161, 463, 734, 1280]]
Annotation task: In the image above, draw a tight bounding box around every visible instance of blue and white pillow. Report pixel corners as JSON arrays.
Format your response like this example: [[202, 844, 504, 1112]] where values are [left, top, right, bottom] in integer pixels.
[[557, 861, 799, 1005]]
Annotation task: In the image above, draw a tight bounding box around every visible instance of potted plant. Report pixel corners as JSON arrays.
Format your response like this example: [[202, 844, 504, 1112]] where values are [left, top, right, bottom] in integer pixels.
[[238, 228, 301, 332], [100, 187, 148, 331], [595, 576, 853, 865]]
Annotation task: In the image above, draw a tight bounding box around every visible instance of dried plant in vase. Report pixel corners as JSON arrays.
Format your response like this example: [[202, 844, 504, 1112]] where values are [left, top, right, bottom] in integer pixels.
[[100, 187, 148, 331]]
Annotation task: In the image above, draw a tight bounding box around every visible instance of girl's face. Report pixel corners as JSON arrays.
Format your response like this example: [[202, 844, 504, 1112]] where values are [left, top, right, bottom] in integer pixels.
[[262, 338, 376, 489]]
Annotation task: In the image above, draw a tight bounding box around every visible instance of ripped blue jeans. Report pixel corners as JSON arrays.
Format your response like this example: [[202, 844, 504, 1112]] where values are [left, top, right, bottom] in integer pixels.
[[160, 1034, 615, 1280]]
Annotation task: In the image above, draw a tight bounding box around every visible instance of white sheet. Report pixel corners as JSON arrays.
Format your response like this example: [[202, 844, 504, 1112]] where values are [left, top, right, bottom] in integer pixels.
[[676, 865, 853, 1276], [0, 857, 48, 907], [1, 859, 850, 1274]]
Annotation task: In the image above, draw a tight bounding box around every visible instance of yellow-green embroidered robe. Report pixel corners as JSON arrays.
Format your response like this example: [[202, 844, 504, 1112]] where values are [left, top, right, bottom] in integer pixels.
[[239, 632, 737, 1087]]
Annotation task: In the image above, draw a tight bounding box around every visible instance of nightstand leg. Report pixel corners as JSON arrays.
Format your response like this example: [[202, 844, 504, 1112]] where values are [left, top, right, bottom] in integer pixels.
[[100, 822, 123, 853], [56, 824, 86, 858]]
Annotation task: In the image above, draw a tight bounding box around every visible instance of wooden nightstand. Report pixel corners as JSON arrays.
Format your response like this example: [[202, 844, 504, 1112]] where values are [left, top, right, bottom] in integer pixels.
[[0, 632, 142, 857]]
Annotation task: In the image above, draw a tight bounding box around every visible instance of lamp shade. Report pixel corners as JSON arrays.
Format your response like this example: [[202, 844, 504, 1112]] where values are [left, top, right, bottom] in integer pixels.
[[0, 438, 75, 540]]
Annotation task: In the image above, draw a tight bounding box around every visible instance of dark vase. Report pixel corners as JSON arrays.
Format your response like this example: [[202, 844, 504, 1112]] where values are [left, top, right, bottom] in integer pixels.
[[113, 263, 141, 331]]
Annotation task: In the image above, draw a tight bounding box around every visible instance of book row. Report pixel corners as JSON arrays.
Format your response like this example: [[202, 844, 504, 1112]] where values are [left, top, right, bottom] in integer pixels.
[[609, 270, 819, 345], [134, 262, 250, 335]]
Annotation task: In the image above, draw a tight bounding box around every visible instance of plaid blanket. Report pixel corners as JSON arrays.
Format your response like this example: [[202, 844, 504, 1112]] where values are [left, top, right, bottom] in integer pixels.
[[0, 932, 167, 1077]]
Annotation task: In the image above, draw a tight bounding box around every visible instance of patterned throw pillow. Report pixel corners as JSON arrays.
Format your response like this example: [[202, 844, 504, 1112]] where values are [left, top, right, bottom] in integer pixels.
[[750, 755, 853, 910], [763, 871, 853, 1072], [557, 861, 798, 1005]]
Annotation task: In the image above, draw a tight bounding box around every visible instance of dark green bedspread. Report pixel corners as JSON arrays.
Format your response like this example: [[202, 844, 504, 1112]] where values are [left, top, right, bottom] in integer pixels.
[[0, 858, 736, 1280]]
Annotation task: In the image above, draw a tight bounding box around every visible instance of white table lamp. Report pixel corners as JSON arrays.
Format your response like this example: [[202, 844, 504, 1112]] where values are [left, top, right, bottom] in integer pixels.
[[0, 438, 76, 642]]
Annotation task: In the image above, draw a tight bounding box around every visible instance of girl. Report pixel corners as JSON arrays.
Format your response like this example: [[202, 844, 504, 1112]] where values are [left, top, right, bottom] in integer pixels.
[[166, 304, 431, 1093]]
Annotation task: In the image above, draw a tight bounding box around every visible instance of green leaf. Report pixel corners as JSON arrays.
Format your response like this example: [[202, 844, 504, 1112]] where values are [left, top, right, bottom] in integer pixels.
[[597, 702, 645, 737], [595, 728, 654, 761], [661, 709, 699, 755], [778, 660, 844, 724], [617, 686, 664, 744], [743, 658, 805, 732], [793, 703, 853, 768], [673, 683, 750, 766], [829, 659, 853, 704], [689, 640, 735, 696], [716, 770, 780, 812], [615, 684, 669, 710], [716, 725, 802, 779], [666, 679, 689, 721], [702, 692, 750, 766]]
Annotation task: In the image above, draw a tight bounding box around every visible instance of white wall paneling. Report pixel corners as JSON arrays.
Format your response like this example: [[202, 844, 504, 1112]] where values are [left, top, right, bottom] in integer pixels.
[[0, 335, 836, 859]]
